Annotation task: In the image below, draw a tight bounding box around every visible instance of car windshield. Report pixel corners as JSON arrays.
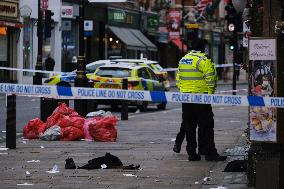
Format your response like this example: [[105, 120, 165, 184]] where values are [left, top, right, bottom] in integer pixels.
[[96, 67, 131, 78], [150, 63, 164, 71], [70, 63, 106, 74]]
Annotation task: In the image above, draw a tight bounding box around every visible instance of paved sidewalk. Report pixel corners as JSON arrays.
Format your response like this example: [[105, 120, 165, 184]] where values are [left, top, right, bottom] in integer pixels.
[[0, 104, 249, 188], [201, 133, 249, 189]]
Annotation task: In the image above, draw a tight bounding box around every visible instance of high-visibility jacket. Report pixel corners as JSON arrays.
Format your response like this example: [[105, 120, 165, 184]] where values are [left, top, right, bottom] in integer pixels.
[[176, 51, 217, 94]]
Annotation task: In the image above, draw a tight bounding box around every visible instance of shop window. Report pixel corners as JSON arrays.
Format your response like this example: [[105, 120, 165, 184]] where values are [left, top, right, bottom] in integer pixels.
[[0, 32, 7, 62], [62, 20, 79, 71], [212, 45, 219, 64], [23, 20, 33, 76], [0, 31, 7, 81], [0, 27, 7, 36], [107, 35, 122, 58]]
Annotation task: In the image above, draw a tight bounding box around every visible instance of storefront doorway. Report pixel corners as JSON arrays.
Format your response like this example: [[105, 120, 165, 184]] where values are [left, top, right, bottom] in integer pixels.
[[0, 27, 19, 82]]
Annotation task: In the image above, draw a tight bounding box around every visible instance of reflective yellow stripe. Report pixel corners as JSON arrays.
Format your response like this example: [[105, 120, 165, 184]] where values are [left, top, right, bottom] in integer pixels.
[[180, 76, 203, 80], [207, 81, 215, 85], [187, 54, 203, 58], [179, 69, 200, 72], [204, 72, 215, 77], [196, 57, 206, 70]]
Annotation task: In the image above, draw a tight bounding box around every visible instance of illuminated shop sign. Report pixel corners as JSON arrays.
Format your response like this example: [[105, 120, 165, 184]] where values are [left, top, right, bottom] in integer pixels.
[[108, 9, 134, 25], [0, 1, 18, 19]]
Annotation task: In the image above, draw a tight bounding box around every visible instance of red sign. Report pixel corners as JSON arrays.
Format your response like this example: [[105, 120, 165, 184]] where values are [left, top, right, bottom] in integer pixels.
[[167, 8, 181, 40], [0, 21, 23, 28], [42, 0, 48, 10]]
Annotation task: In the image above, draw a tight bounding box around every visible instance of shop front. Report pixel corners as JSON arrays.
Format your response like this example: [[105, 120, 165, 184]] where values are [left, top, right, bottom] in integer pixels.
[[203, 30, 212, 56], [211, 31, 223, 78], [61, 3, 79, 72], [106, 7, 157, 59], [141, 12, 159, 60], [0, 0, 22, 83]]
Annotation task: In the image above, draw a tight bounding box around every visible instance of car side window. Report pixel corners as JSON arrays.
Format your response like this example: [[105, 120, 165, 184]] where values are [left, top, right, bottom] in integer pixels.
[[138, 68, 151, 79], [146, 68, 159, 81]]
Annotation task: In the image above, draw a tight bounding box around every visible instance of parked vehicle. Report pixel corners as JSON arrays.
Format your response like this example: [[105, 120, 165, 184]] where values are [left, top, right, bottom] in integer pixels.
[[89, 63, 167, 111], [113, 59, 171, 91], [44, 60, 114, 86]]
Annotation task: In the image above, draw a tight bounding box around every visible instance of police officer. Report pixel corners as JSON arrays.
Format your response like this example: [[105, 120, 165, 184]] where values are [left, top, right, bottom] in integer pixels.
[[175, 38, 227, 161], [173, 123, 204, 155], [45, 54, 55, 71]]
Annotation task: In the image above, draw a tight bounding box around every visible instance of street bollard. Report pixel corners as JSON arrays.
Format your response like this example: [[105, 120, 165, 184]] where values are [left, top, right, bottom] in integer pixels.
[[121, 78, 128, 120], [86, 80, 95, 114], [41, 98, 55, 122], [6, 94, 16, 149], [74, 56, 88, 117], [40, 97, 69, 122]]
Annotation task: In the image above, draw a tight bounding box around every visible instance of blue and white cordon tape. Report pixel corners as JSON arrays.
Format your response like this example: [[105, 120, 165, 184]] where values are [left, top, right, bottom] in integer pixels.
[[0, 63, 239, 75], [162, 63, 240, 72], [0, 83, 284, 108]]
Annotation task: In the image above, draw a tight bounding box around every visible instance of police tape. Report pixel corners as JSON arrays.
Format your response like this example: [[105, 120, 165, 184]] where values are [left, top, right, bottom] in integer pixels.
[[0, 63, 239, 75], [0, 82, 284, 108], [163, 63, 240, 72], [216, 89, 248, 94], [0, 67, 68, 75]]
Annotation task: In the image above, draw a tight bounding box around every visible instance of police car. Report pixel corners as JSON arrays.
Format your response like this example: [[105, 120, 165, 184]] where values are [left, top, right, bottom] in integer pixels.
[[112, 59, 171, 91], [44, 60, 114, 86], [89, 63, 167, 111]]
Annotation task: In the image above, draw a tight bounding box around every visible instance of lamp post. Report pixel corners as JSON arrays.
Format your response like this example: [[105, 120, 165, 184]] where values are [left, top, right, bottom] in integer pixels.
[[33, 0, 43, 85], [225, 1, 242, 95], [181, 0, 185, 57], [74, 0, 88, 116], [34, 0, 48, 121]]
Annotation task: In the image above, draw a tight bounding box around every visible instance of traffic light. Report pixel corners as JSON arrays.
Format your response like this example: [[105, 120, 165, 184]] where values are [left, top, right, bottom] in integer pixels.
[[229, 34, 237, 51], [44, 9, 54, 38], [229, 43, 234, 50], [225, 2, 237, 32]]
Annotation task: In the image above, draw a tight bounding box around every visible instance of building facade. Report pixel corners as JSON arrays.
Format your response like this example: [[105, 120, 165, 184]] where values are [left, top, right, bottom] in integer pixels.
[[0, 0, 22, 83], [18, 0, 61, 84]]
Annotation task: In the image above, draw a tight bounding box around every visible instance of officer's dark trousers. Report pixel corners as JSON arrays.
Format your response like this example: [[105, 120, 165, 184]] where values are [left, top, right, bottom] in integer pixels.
[[181, 103, 217, 155], [175, 122, 204, 151]]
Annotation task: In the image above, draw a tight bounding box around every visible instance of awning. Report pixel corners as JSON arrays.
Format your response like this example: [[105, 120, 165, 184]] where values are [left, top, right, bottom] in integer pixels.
[[0, 21, 23, 28], [108, 26, 146, 51], [130, 29, 157, 51], [171, 39, 188, 53]]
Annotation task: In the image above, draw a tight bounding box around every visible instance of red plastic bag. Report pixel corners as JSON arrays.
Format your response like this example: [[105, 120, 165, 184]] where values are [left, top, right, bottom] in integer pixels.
[[57, 115, 85, 130], [45, 112, 61, 129], [61, 126, 84, 141], [23, 118, 46, 139], [45, 103, 82, 129], [89, 116, 118, 142], [54, 103, 76, 115], [83, 118, 96, 140]]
